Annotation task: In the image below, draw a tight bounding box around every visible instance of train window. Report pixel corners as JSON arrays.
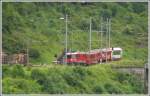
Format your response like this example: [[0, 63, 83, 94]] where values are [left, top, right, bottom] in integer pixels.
[[113, 51, 121, 55], [76, 54, 80, 59], [72, 54, 76, 59], [67, 55, 71, 59]]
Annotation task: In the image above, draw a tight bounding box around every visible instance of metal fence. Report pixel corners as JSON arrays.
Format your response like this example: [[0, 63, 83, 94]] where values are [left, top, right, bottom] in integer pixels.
[[1, 52, 27, 65]]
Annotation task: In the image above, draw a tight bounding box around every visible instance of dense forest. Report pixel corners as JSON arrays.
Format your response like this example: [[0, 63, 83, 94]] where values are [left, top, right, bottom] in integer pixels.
[[2, 2, 148, 94]]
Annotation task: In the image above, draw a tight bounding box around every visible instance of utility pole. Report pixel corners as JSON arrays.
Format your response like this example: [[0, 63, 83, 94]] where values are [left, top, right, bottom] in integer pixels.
[[100, 18, 103, 50], [26, 45, 29, 65], [65, 14, 68, 64], [26, 39, 29, 66], [60, 14, 68, 64], [105, 18, 109, 63], [100, 17, 103, 64], [89, 17, 92, 52], [108, 18, 111, 48]]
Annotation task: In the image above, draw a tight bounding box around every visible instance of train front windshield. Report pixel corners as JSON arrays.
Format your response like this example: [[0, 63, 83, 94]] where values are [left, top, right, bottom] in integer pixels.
[[113, 51, 121, 55]]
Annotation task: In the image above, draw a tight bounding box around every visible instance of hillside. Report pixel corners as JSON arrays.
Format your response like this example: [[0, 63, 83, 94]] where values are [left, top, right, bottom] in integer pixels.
[[2, 64, 145, 94], [2, 2, 148, 94], [2, 2, 148, 65]]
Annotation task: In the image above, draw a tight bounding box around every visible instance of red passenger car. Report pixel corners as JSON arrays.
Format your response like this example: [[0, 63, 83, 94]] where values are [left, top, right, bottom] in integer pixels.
[[54, 47, 122, 65], [61, 47, 122, 65]]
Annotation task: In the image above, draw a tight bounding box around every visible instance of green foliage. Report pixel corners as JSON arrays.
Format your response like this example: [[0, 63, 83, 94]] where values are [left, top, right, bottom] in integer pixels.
[[104, 83, 123, 94], [2, 2, 148, 64], [114, 72, 145, 93], [2, 2, 147, 94], [11, 65, 25, 78], [101, 9, 112, 18], [3, 77, 42, 94], [123, 25, 134, 35], [3, 64, 145, 94], [128, 74, 144, 93], [29, 48, 40, 59], [93, 85, 106, 94], [2, 65, 10, 78], [131, 3, 147, 14], [41, 74, 69, 94], [31, 68, 47, 85]]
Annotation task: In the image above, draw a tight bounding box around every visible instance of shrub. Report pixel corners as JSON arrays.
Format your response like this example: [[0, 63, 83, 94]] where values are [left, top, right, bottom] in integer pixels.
[[123, 25, 134, 35], [100, 9, 112, 19], [31, 68, 47, 85], [104, 83, 123, 94], [42, 75, 69, 94], [111, 5, 118, 17], [29, 48, 40, 59], [93, 85, 106, 94], [72, 67, 89, 80], [116, 72, 130, 83], [2, 66, 11, 78], [128, 74, 144, 93], [3, 77, 42, 94], [132, 3, 146, 14], [31, 68, 70, 93], [63, 72, 81, 87], [63, 67, 89, 87], [11, 65, 25, 78]]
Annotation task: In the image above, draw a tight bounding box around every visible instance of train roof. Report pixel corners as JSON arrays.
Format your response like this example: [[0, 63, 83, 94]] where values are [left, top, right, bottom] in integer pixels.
[[113, 47, 122, 51], [66, 47, 122, 55], [66, 52, 86, 55]]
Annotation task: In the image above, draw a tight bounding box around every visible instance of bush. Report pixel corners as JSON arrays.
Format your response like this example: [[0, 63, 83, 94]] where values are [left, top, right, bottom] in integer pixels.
[[100, 9, 112, 19], [3, 77, 42, 94], [116, 72, 130, 83], [2, 66, 11, 78], [132, 3, 146, 14], [3, 65, 145, 94], [42, 75, 69, 93], [31, 68, 47, 85], [31, 68, 70, 93], [78, 18, 89, 30], [128, 74, 144, 93], [93, 85, 106, 94], [104, 83, 123, 94], [62, 67, 92, 93], [63, 67, 89, 87], [29, 48, 40, 59], [72, 67, 89, 80], [11, 65, 25, 78], [123, 25, 134, 35], [111, 5, 118, 17], [115, 72, 144, 93]]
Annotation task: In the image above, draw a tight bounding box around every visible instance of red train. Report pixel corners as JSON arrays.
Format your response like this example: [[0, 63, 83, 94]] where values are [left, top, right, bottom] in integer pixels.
[[57, 47, 122, 65]]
